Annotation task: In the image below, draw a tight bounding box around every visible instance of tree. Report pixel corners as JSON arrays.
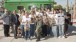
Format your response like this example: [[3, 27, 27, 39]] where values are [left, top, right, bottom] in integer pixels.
[[53, 5, 62, 10], [51, 1, 57, 5]]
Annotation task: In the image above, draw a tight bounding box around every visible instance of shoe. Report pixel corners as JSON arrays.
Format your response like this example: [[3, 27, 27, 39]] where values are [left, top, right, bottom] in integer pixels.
[[58, 36, 61, 38], [22, 36, 25, 38], [14, 37, 18, 39], [64, 36, 67, 38], [64, 35, 67, 38], [5, 35, 10, 37], [36, 39, 40, 42], [29, 37, 31, 40], [7, 34, 10, 37], [53, 37, 58, 38], [5, 35, 8, 37], [25, 38, 28, 40], [11, 31, 14, 33], [62, 36, 65, 38]]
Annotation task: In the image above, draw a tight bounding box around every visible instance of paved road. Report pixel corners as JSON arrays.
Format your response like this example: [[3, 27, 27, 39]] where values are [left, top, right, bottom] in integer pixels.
[[0, 20, 76, 42]]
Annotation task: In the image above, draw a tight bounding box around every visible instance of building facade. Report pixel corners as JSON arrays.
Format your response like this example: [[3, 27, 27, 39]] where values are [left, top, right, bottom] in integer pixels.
[[4, 0, 53, 11]]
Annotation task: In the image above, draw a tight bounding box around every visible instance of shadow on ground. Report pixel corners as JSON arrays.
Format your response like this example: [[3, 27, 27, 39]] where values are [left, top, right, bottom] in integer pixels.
[[67, 25, 76, 36]]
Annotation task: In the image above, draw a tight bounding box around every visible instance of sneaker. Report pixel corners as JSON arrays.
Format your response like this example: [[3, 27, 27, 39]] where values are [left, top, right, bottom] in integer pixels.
[[36, 39, 40, 42], [11, 31, 14, 33], [64, 35, 67, 38], [14, 37, 18, 39], [64, 36, 67, 38], [58, 36, 61, 38], [53, 37, 58, 38], [62, 36, 65, 38], [25, 37, 28, 40], [5, 35, 8, 37]]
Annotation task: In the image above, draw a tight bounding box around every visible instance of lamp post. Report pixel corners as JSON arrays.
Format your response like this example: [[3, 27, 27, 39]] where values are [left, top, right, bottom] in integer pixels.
[[66, 0, 69, 12]]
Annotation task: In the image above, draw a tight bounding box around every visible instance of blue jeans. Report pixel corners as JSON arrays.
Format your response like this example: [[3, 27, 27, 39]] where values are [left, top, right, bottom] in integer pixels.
[[20, 25, 25, 37], [25, 30, 30, 39], [58, 25, 64, 37], [52, 25, 58, 37], [47, 27, 51, 35], [30, 24, 35, 37]]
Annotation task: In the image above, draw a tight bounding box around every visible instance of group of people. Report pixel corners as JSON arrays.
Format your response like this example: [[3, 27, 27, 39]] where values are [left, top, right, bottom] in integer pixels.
[[1, 8, 71, 41]]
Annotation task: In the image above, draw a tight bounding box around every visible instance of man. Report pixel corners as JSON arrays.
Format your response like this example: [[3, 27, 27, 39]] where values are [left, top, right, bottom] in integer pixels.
[[10, 11, 15, 33], [2, 9, 10, 37], [35, 16, 42, 41], [12, 10, 20, 39], [64, 12, 71, 38]]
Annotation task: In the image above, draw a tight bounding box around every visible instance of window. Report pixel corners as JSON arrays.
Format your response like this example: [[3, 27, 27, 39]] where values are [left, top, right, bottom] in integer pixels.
[[17, 6, 24, 10], [44, 4, 51, 10], [28, 6, 32, 10]]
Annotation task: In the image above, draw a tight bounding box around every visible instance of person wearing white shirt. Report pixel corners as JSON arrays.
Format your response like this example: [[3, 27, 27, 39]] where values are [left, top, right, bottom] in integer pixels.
[[58, 9, 65, 38], [17, 10, 22, 16], [51, 10, 59, 37], [35, 9, 43, 17], [29, 11, 36, 38], [20, 12, 31, 39], [20, 11, 26, 37], [25, 14, 31, 39], [46, 9, 53, 36]]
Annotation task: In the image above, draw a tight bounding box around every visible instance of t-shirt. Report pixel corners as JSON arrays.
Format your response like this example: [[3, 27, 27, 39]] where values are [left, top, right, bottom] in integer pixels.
[[29, 14, 36, 18], [26, 17, 31, 27], [2, 14, 10, 25], [54, 14, 59, 25], [36, 12, 43, 16], [26, 17, 31, 22], [22, 16, 26, 22], [57, 13, 65, 25], [29, 14, 36, 24], [21, 15, 31, 25]]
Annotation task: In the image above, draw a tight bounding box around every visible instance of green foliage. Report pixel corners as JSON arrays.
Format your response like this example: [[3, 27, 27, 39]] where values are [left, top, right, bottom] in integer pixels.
[[53, 5, 62, 10]]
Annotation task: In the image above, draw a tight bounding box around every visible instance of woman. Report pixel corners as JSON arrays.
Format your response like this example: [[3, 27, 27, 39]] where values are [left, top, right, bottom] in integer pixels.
[[29, 11, 36, 38], [42, 13, 49, 37], [51, 10, 58, 37], [19, 11, 25, 37], [24, 13, 31, 40]]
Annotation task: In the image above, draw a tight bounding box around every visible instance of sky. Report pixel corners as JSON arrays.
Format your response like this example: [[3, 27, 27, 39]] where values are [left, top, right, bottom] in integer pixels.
[[54, 0, 75, 7], [0, 0, 2, 2]]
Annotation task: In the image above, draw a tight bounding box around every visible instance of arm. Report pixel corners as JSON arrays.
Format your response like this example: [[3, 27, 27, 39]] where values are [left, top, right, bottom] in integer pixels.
[[0, 14, 7, 19]]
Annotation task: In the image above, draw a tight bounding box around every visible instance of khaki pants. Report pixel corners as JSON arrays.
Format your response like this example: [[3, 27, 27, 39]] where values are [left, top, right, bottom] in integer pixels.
[[35, 28, 42, 40]]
